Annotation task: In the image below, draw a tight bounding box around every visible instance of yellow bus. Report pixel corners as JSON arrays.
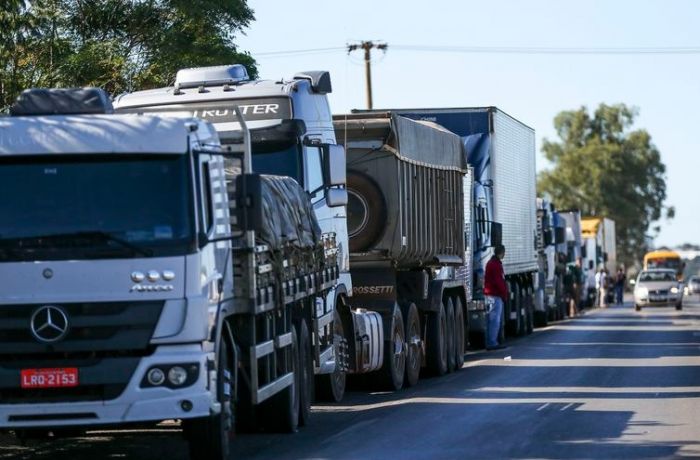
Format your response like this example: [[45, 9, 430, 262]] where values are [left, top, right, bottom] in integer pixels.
[[643, 250, 684, 280]]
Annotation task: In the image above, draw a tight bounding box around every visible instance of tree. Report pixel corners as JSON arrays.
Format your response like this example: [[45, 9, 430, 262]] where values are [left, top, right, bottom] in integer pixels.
[[538, 103, 673, 268], [0, 0, 257, 111]]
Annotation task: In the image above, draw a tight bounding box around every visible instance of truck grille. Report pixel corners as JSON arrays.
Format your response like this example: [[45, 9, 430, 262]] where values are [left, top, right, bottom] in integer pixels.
[[0, 302, 163, 403], [0, 301, 163, 355]]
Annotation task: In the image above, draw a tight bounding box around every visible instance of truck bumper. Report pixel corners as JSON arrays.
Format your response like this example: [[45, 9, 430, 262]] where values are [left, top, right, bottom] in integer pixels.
[[0, 345, 216, 429]]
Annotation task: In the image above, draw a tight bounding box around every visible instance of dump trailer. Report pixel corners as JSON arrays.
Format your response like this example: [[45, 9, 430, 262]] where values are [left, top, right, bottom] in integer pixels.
[[333, 112, 472, 389], [115, 65, 353, 404], [0, 83, 341, 460], [534, 198, 567, 326], [355, 107, 538, 342]]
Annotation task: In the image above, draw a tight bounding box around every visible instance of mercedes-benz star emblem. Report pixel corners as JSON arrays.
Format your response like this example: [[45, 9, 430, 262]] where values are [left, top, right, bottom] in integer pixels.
[[30, 306, 69, 343]]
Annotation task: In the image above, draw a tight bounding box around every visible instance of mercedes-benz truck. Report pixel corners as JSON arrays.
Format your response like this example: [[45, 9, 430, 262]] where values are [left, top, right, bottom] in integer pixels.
[[0, 82, 341, 459]]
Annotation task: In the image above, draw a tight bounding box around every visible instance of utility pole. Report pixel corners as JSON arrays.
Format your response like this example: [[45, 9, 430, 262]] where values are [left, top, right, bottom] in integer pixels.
[[347, 41, 388, 109]]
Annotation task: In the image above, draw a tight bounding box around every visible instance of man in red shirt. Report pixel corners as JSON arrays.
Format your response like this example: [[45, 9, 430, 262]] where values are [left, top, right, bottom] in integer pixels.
[[484, 244, 507, 350]]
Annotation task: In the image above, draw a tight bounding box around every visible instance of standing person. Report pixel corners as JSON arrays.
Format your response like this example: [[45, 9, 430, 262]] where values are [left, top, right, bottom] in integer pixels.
[[615, 268, 626, 305], [586, 261, 597, 307], [599, 268, 609, 308], [594, 267, 603, 308], [563, 263, 578, 317], [484, 245, 508, 350], [574, 258, 584, 311]]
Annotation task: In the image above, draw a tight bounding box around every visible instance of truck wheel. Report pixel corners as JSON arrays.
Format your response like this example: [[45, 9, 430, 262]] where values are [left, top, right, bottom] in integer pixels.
[[453, 297, 466, 371], [373, 305, 406, 391], [259, 324, 299, 433], [426, 301, 448, 376], [298, 319, 313, 426], [347, 170, 387, 253], [445, 299, 456, 373], [401, 302, 422, 387], [525, 287, 534, 335], [316, 309, 347, 402], [506, 282, 521, 337], [534, 310, 548, 328], [185, 338, 234, 460]]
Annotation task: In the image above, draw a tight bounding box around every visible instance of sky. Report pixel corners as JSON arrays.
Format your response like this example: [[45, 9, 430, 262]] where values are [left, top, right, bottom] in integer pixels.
[[236, 0, 700, 248]]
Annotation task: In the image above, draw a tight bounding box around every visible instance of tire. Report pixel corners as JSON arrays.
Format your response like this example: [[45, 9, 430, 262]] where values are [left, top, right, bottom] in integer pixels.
[[185, 337, 234, 460], [373, 305, 405, 391], [534, 310, 548, 328], [635, 304, 641, 312], [445, 299, 456, 373], [426, 301, 448, 376], [316, 308, 346, 402], [525, 288, 534, 335], [258, 325, 299, 433], [401, 302, 422, 387], [347, 170, 387, 253], [453, 297, 466, 371], [298, 319, 313, 427], [506, 281, 521, 337]]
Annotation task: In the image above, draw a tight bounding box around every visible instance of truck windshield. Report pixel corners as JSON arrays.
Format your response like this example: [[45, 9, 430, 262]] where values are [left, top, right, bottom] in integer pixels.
[[251, 143, 302, 183], [0, 154, 194, 261]]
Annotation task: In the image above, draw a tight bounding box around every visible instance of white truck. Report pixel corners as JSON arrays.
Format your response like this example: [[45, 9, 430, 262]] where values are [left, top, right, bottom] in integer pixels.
[[115, 65, 359, 403], [367, 108, 538, 342], [0, 83, 344, 459], [582, 217, 617, 274], [534, 198, 568, 325]]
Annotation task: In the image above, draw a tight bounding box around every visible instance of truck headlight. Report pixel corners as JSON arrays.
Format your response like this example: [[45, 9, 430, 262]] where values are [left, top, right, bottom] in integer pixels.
[[142, 363, 199, 388], [168, 366, 189, 386], [147, 368, 166, 386]]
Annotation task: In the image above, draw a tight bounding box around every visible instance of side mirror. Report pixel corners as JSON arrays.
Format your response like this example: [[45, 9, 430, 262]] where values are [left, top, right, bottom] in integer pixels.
[[490, 222, 503, 248], [325, 188, 347, 207], [554, 227, 566, 245], [543, 229, 553, 246], [322, 144, 346, 186]]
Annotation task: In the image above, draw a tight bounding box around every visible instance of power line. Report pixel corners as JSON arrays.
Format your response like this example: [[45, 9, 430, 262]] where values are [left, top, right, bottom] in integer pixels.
[[254, 47, 345, 57], [252, 44, 700, 57], [391, 45, 700, 55]]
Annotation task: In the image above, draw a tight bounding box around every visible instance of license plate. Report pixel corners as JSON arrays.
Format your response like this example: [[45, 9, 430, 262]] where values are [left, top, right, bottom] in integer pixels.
[[21, 368, 79, 389]]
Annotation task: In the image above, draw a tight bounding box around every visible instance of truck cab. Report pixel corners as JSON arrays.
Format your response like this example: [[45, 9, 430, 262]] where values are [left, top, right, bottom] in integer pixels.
[[1, 85, 342, 459], [114, 65, 349, 401], [0, 88, 228, 441]]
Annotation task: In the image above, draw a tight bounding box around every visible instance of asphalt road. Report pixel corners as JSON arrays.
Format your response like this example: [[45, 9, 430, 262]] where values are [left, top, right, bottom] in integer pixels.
[[2, 300, 700, 460]]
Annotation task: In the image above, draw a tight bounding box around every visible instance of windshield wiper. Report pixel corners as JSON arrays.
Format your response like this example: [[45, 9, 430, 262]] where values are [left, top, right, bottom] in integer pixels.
[[0, 231, 154, 257]]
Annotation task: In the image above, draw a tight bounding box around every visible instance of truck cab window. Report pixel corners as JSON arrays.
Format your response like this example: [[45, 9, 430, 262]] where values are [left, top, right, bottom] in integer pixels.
[[304, 145, 324, 201], [200, 161, 214, 234]]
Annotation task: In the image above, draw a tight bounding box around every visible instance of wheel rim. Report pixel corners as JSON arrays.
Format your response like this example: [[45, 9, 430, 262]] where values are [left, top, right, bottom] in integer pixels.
[[407, 315, 421, 373], [393, 319, 406, 378]]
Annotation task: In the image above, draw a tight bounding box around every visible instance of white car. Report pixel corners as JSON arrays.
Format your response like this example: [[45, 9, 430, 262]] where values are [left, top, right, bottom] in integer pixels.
[[686, 275, 700, 295], [633, 269, 683, 311]]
